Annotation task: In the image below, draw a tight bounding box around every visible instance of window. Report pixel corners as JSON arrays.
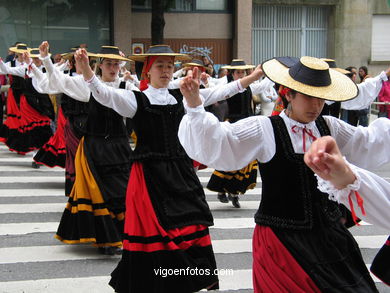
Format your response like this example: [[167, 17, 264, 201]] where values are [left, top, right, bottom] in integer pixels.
[[252, 5, 329, 64], [132, 0, 230, 12], [196, 0, 228, 10], [371, 15, 390, 61], [0, 0, 111, 58]]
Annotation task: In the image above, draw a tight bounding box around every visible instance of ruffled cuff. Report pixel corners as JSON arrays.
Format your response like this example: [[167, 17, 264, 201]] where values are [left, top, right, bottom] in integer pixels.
[[315, 159, 361, 203], [183, 102, 206, 116]]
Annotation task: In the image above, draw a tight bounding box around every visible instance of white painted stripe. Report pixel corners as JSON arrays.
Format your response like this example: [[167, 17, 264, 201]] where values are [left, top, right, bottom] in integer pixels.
[[0, 222, 58, 235], [0, 277, 114, 293], [3, 236, 385, 264], [213, 218, 255, 229], [354, 235, 388, 249], [0, 244, 384, 288], [0, 201, 260, 214], [0, 203, 66, 214], [0, 218, 374, 236], [0, 189, 64, 197], [0, 270, 254, 292], [0, 269, 382, 293], [366, 264, 381, 283], [0, 157, 35, 162], [0, 245, 118, 264], [0, 177, 64, 183], [0, 166, 64, 172]]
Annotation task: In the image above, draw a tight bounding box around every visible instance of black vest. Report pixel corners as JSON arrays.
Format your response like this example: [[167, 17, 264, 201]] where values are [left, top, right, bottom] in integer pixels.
[[256, 116, 342, 230], [9, 60, 26, 103], [23, 77, 55, 120], [226, 74, 253, 122], [61, 94, 89, 138], [85, 81, 127, 137], [130, 89, 188, 161]]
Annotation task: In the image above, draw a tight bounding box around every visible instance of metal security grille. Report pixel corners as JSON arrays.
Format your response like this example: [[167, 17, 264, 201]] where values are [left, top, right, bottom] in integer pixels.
[[252, 5, 329, 64]]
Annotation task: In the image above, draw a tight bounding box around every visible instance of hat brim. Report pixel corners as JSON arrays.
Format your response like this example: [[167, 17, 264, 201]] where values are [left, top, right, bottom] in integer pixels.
[[222, 65, 255, 70], [94, 54, 130, 62], [262, 58, 358, 102], [61, 52, 97, 60], [30, 53, 51, 59], [9, 47, 30, 54], [183, 62, 205, 68], [129, 53, 190, 62]]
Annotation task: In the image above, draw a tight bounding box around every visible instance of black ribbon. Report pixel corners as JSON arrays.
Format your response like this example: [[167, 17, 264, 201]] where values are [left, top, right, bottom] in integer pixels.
[[276, 57, 331, 87]]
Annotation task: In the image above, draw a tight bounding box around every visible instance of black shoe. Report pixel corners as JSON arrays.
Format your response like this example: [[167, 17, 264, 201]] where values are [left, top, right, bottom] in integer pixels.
[[228, 194, 241, 208], [31, 161, 40, 169], [217, 193, 229, 203]]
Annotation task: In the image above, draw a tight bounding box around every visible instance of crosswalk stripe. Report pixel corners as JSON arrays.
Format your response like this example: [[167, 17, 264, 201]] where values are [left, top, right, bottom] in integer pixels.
[[0, 166, 64, 172], [0, 145, 385, 290], [0, 176, 64, 183], [0, 270, 255, 292], [0, 201, 261, 214], [1, 235, 387, 264], [0, 189, 64, 197], [0, 157, 35, 162], [0, 217, 373, 236], [0, 268, 382, 293]]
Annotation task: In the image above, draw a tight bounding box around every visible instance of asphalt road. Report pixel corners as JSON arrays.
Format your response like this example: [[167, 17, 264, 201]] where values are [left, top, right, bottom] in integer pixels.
[[0, 144, 388, 293]]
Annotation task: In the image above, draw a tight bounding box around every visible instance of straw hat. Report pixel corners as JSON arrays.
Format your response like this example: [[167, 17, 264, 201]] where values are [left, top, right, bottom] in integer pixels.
[[129, 45, 190, 62], [222, 59, 255, 70], [262, 56, 358, 102], [321, 58, 350, 75], [61, 47, 97, 60], [94, 46, 130, 62], [9, 43, 30, 54], [183, 59, 205, 68], [29, 48, 51, 58]]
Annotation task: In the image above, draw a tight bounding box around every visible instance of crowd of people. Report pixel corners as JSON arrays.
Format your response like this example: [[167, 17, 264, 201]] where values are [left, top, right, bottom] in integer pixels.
[[0, 40, 389, 292]]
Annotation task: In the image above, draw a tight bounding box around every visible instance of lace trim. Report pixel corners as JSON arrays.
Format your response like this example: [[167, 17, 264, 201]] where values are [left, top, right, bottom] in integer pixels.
[[315, 159, 361, 203]]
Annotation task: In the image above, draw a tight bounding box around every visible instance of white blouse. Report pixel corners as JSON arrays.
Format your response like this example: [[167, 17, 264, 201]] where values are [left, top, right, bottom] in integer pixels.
[[86, 74, 247, 118], [39, 56, 137, 101], [316, 161, 390, 230], [341, 118, 390, 170], [0, 59, 56, 94], [178, 107, 357, 171], [341, 71, 388, 110]]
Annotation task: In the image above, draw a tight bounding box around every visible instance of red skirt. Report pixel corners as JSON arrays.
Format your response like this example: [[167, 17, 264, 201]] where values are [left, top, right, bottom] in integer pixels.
[[34, 107, 66, 168], [110, 162, 218, 293]]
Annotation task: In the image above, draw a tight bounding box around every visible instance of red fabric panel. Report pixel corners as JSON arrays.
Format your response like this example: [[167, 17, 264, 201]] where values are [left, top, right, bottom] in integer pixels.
[[123, 162, 211, 252], [252, 225, 321, 293]]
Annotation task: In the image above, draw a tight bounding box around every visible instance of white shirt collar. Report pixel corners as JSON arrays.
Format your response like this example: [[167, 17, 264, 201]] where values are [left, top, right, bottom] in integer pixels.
[[280, 110, 317, 131], [144, 85, 177, 105]]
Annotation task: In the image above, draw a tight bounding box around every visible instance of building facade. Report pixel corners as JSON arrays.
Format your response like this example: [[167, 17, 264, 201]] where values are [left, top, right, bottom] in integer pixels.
[[1, 0, 389, 74]]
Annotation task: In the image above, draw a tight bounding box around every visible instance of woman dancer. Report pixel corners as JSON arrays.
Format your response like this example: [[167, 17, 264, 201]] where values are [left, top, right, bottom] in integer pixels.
[[75, 44, 263, 292], [39, 42, 133, 255], [179, 56, 378, 292]]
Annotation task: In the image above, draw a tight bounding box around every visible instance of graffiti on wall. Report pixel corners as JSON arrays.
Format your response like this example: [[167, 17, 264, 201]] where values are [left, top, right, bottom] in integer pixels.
[[179, 44, 213, 61]]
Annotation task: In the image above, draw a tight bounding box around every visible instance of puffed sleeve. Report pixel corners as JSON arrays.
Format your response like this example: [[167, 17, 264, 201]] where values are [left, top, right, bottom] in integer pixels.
[[178, 104, 275, 170], [86, 75, 138, 118], [41, 56, 90, 102]]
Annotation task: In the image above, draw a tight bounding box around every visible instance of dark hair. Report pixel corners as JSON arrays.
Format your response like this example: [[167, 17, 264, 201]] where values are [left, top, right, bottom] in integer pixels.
[[281, 88, 296, 108], [359, 66, 368, 75], [345, 66, 356, 79]]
